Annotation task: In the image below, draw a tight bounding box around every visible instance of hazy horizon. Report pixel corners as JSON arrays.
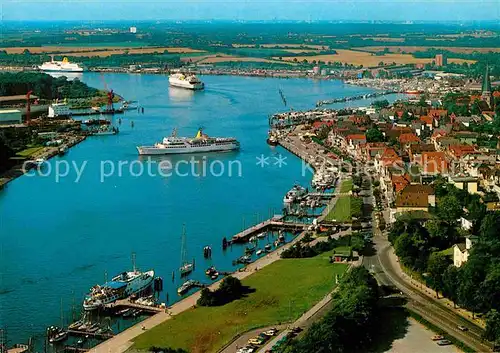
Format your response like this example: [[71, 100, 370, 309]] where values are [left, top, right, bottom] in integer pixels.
[[0, 0, 499, 22]]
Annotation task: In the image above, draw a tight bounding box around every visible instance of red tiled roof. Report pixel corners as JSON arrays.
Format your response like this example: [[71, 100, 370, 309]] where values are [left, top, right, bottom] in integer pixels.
[[421, 152, 448, 174], [493, 91, 500, 98], [420, 116, 434, 126], [399, 133, 421, 144], [448, 145, 477, 158], [392, 174, 411, 193], [346, 134, 366, 141], [395, 192, 429, 208], [429, 109, 447, 118]]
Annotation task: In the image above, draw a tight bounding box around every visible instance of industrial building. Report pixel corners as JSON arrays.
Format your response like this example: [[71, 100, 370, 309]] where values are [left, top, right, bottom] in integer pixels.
[[0, 109, 22, 125], [48, 103, 71, 118]]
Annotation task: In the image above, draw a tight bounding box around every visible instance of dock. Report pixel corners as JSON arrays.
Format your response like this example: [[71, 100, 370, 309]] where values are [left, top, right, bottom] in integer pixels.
[[230, 215, 307, 243], [64, 346, 88, 353], [105, 299, 163, 313], [67, 330, 113, 340]]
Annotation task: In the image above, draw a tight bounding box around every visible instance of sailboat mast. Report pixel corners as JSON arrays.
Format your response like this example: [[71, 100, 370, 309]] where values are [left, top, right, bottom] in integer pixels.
[[181, 224, 187, 266], [60, 298, 64, 328], [132, 252, 137, 272]]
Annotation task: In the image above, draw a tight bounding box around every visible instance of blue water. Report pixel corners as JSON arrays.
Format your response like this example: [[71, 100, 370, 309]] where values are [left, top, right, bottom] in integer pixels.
[[0, 74, 393, 344]]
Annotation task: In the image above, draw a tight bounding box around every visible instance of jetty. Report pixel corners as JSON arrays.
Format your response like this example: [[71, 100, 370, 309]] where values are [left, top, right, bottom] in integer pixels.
[[105, 299, 163, 313], [67, 329, 113, 340], [315, 90, 398, 107], [230, 215, 306, 243]]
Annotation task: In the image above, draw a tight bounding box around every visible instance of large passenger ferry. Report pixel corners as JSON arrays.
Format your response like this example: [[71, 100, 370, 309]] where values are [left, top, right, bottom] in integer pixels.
[[83, 264, 154, 311], [137, 128, 240, 155], [38, 57, 84, 72], [169, 73, 204, 90]]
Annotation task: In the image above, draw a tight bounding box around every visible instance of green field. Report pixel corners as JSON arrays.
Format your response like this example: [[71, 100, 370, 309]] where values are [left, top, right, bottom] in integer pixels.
[[132, 259, 348, 353], [325, 196, 352, 222], [45, 42, 150, 48], [16, 146, 44, 157], [340, 179, 353, 193]]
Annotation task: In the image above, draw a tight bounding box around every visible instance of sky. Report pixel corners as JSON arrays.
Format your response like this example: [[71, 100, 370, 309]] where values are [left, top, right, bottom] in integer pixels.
[[0, 0, 499, 21]]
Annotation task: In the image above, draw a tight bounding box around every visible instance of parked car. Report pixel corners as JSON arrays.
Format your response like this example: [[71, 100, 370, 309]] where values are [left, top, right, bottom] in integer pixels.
[[291, 327, 303, 333], [437, 340, 452, 346], [457, 325, 468, 331], [431, 335, 445, 341], [263, 328, 278, 336]]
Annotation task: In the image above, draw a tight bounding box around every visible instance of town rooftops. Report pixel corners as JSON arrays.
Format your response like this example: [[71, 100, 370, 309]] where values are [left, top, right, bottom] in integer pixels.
[[399, 133, 421, 144], [395, 192, 429, 208], [346, 134, 366, 141]]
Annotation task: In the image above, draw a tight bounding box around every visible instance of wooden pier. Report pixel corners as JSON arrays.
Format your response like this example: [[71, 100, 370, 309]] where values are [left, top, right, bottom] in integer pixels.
[[64, 346, 88, 353], [105, 299, 163, 313], [67, 330, 113, 340], [230, 215, 307, 243]]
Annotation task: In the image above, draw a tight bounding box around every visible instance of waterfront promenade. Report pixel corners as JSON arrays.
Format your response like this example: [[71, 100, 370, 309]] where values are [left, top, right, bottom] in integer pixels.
[[90, 231, 308, 353]]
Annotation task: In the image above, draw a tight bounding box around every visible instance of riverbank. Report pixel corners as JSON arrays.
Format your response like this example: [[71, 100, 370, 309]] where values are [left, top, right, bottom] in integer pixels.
[[0, 133, 86, 188]]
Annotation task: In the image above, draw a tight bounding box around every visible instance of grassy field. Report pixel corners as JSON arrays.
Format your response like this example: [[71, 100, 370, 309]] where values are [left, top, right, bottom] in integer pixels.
[[16, 147, 44, 157], [276, 49, 475, 67], [193, 54, 288, 64], [354, 46, 500, 54], [325, 196, 351, 222], [340, 179, 353, 193], [132, 259, 348, 353]]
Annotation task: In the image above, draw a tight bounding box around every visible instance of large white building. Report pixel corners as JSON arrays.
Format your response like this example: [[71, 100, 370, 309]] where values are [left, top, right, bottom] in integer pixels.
[[0, 109, 22, 125], [48, 103, 70, 118]]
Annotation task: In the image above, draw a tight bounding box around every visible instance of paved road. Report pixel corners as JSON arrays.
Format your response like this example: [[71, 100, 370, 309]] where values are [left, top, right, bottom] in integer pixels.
[[360, 172, 491, 352]]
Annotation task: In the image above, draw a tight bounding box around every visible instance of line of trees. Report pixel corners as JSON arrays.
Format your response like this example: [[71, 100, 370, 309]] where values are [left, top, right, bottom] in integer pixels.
[[0, 72, 100, 99], [279, 267, 379, 353]]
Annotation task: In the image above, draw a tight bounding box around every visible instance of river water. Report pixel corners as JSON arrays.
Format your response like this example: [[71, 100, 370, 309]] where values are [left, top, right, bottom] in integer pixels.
[[0, 73, 401, 345]]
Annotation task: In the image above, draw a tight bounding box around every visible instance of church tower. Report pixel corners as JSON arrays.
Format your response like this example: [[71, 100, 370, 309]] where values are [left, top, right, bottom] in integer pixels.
[[481, 65, 493, 108]]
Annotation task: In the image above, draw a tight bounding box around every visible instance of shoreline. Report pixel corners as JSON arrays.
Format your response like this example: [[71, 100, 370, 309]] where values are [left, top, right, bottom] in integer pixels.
[[0, 133, 87, 189]]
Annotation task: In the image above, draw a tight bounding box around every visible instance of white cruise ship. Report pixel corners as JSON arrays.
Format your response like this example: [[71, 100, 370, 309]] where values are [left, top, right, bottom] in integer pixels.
[[83, 268, 154, 311], [38, 57, 84, 73], [137, 128, 239, 155], [169, 73, 204, 90]]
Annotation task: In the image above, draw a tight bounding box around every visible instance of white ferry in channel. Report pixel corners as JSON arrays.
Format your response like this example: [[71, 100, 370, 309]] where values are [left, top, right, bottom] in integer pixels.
[[38, 57, 84, 72], [137, 128, 240, 155], [83, 265, 154, 311], [169, 73, 204, 90]]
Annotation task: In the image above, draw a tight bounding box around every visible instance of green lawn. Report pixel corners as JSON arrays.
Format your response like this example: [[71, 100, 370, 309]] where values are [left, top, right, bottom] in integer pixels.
[[325, 196, 351, 222], [440, 247, 454, 257], [132, 259, 348, 353], [340, 179, 353, 193], [16, 147, 44, 157]]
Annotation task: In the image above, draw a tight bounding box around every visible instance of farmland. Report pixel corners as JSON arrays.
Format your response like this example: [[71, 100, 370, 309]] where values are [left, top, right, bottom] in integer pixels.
[[354, 46, 500, 54], [276, 49, 475, 67]]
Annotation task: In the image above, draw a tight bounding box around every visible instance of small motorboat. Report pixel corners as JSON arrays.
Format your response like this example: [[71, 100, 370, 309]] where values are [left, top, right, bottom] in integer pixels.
[[123, 309, 136, 318], [249, 236, 257, 243], [257, 232, 266, 239], [264, 244, 272, 252], [116, 308, 131, 316], [68, 319, 84, 330], [256, 249, 264, 256]]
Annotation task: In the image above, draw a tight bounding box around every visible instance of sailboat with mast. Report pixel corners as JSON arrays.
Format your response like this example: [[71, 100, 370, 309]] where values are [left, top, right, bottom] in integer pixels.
[[179, 224, 194, 276], [83, 253, 154, 311]]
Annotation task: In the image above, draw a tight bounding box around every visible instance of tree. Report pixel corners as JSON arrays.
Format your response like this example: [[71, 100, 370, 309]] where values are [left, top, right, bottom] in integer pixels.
[[484, 310, 500, 344], [478, 264, 500, 313], [372, 99, 390, 110], [366, 126, 385, 143], [443, 265, 460, 307], [427, 252, 450, 298], [438, 195, 463, 223], [480, 212, 500, 242]]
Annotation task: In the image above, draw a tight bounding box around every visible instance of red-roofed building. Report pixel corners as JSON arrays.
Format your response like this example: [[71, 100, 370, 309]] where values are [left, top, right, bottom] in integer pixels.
[[420, 151, 449, 175], [392, 174, 411, 193], [419, 115, 435, 129], [448, 145, 478, 160], [312, 121, 334, 130], [493, 91, 500, 98], [399, 133, 421, 146], [346, 134, 367, 146], [428, 109, 448, 121]]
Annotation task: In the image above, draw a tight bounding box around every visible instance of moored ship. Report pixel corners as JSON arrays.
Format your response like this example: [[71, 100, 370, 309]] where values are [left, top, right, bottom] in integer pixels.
[[137, 128, 240, 155], [38, 57, 84, 73], [169, 73, 204, 90], [83, 261, 154, 311]]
